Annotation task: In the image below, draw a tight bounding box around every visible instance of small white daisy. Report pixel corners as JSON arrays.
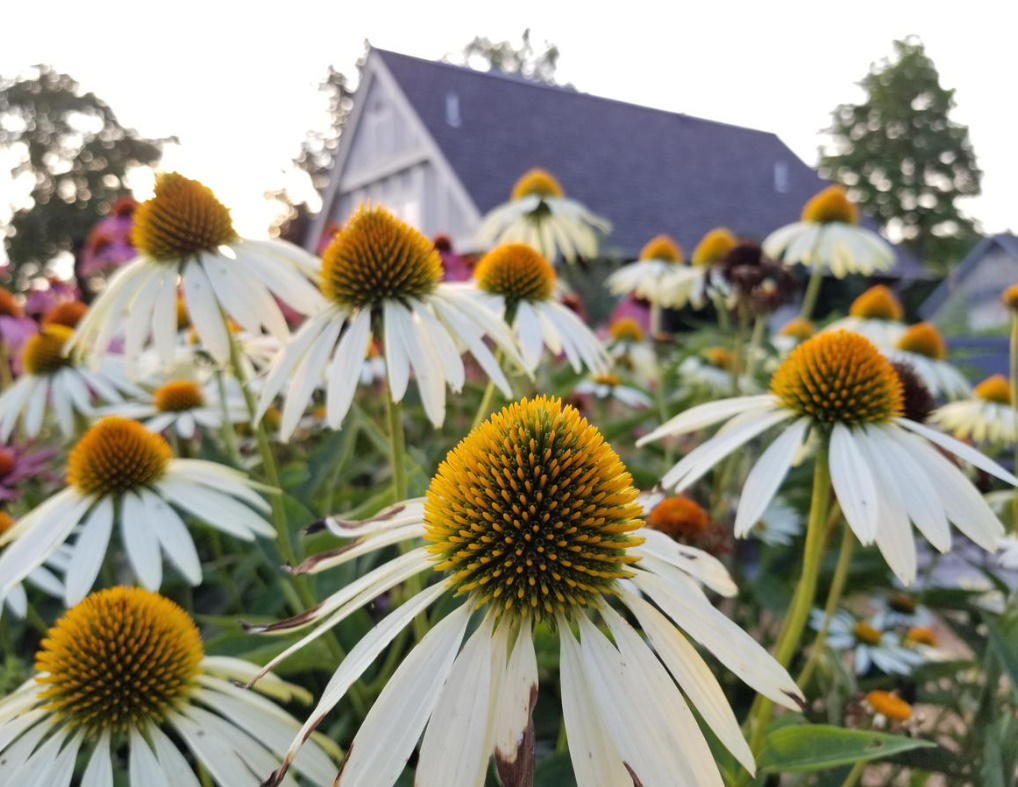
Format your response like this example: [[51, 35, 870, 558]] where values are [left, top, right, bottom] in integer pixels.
[[605, 317, 658, 384], [251, 397, 802, 787], [887, 322, 971, 400], [0, 587, 338, 786], [869, 592, 935, 629], [256, 206, 523, 440], [607, 234, 697, 307], [0, 324, 141, 441], [764, 185, 895, 278], [997, 535, 1018, 570], [101, 374, 247, 440], [753, 499, 804, 546], [668, 227, 740, 311], [475, 168, 611, 264], [0, 417, 274, 607], [574, 372, 652, 409], [932, 375, 1017, 444], [818, 610, 926, 675], [678, 347, 756, 396], [824, 284, 908, 350], [70, 173, 325, 372], [469, 243, 609, 376], [638, 331, 1018, 584]]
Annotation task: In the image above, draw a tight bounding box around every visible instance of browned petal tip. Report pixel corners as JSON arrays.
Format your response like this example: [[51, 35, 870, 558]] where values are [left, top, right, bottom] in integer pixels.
[[289, 542, 361, 575], [785, 689, 808, 711], [304, 519, 327, 535], [241, 602, 324, 634]]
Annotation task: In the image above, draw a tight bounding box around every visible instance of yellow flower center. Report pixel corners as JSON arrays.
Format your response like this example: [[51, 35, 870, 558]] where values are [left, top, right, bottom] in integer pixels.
[[801, 185, 858, 225], [691, 227, 737, 266], [865, 690, 912, 722], [778, 318, 815, 341], [888, 593, 916, 614], [647, 496, 711, 540], [895, 322, 946, 360], [852, 621, 883, 645], [609, 318, 645, 343], [320, 206, 441, 309], [1002, 283, 1018, 314], [592, 373, 621, 387], [153, 380, 206, 412], [904, 626, 937, 647], [41, 301, 88, 330], [704, 347, 732, 370], [771, 331, 903, 424], [132, 173, 238, 261], [975, 375, 1012, 405], [176, 297, 190, 330], [68, 417, 173, 496], [475, 243, 556, 304], [510, 168, 564, 201], [639, 235, 683, 263], [22, 324, 75, 376], [849, 285, 904, 321], [424, 396, 643, 621], [35, 587, 203, 735], [0, 448, 15, 479], [0, 288, 24, 318]]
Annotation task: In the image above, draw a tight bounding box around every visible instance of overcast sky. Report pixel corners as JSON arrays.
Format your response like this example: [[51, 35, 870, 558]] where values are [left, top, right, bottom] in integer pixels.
[[1, 0, 1014, 244]]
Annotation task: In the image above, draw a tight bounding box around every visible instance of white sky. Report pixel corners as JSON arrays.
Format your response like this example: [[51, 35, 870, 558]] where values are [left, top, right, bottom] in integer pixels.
[[1, 0, 1015, 246]]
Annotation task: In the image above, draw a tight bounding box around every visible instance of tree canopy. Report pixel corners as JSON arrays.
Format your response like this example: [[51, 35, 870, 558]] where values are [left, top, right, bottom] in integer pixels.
[[0, 66, 168, 286], [453, 29, 562, 86], [819, 37, 982, 273]]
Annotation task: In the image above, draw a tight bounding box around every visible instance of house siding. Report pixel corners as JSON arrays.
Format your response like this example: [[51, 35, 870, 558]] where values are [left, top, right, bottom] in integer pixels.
[[928, 245, 1018, 334]]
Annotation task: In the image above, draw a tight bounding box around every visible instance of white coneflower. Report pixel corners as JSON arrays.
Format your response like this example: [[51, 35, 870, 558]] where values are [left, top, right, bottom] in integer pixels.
[[825, 284, 908, 349], [764, 185, 894, 278], [256, 206, 523, 439], [252, 397, 802, 787], [470, 243, 609, 376], [0, 324, 141, 440], [887, 323, 971, 400], [0, 417, 273, 606], [817, 610, 925, 675], [102, 375, 247, 440], [0, 587, 338, 785], [932, 375, 1017, 444], [70, 173, 324, 372], [639, 331, 1018, 584], [475, 168, 610, 264]]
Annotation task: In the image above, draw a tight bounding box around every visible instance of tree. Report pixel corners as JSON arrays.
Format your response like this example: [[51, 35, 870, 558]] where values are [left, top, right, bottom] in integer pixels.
[[0, 66, 168, 288], [452, 29, 562, 86], [819, 37, 982, 273]]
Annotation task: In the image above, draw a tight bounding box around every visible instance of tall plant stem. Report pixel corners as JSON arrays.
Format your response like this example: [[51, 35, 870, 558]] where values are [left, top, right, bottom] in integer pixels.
[[471, 347, 505, 431], [744, 314, 767, 382], [731, 302, 750, 394], [799, 263, 825, 321], [226, 333, 365, 714], [215, 370, 243, 467], [740, 448, 831, 781], [797, 524, 855, 689], [649, 300, 663, 339], [385, 391, 428, 643], [1010, 315, 1018, 532]]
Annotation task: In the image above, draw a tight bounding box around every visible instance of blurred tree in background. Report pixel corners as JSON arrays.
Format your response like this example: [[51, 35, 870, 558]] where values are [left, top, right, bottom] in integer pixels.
[[0, 66, 168, 288], [454, 28, 562, 86], [819, 37, 982, 275]]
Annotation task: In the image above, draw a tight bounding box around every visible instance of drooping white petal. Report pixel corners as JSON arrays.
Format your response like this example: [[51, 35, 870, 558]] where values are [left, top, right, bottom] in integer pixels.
[[182, 260, 230, 364], [147, 725, 201, 787], [80, 730, 114, 787], [734, 418, 809, 537], [129, 727, 170, 787], [325, 308, 373, 430], [142, 488, 203, 585], [417, 614, 500, 787], [335, 603, 472, 787], [64, 495, 115, 605], [856, 428, 917, 584], [493, 618, 539, 775], [829, 424, 880, 544], [637, 395, 780, 447], [280, 315, 344, 441], [897, 417, 1018, 487], [121, 491, 163, 591], [635, 529, 737, 597]]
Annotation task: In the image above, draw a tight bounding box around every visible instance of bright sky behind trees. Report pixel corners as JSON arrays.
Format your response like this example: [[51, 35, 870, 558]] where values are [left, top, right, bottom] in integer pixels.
[[1, 0, 1014, 244]]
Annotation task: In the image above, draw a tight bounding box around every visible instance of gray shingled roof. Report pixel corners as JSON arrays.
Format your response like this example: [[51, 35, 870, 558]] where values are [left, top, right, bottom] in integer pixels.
[[375, 48, 922, 276], [920, 233, 1018, 318]]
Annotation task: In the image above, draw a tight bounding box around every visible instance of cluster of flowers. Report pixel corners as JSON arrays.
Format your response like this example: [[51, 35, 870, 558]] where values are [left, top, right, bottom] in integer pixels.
[[0, 166, 1015, 787]]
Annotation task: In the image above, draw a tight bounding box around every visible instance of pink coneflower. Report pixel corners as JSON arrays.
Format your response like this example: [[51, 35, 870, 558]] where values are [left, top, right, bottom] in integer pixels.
[[79, 196, 139, 278], [434, 234, 474, 282], [0, 441, 59, 502]]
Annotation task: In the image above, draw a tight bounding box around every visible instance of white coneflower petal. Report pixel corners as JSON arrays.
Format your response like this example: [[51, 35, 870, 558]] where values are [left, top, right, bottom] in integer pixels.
[[492, 619, 539, 777], [62, 497, 114, 605], [733, 417, 810, 537]]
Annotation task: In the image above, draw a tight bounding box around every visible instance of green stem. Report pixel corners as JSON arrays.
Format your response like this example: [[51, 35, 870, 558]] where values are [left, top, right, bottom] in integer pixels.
[[0, 344, 12, 390], [472, 367, 501, 431], [649, 300, 663, 339], [384, 391, 428, 643], [1010, 315, 1018, 533], [215, 369, 243, 468], [799, 264, 825, 321], [744, 314, 766, 382], [797, 524, 855, 688], [731, 303, 750, 394], [712, 292, 731, 332], [742, 447, 832, 774], [226, 332, 366, 714], [840, 761, 866, 787]]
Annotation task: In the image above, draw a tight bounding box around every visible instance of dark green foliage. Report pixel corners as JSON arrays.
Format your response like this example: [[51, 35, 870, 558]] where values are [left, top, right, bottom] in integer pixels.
[[454, 29, 562, 86], [819, 38, 983, 274], [0, 66, 167, 286]]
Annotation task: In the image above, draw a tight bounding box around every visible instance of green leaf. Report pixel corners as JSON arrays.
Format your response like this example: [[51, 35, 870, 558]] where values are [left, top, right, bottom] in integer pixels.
[[757, 725, 936, 773], [985, 612, 1018, 694]]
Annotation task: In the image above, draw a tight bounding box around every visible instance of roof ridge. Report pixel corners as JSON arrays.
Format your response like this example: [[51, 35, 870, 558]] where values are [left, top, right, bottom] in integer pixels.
[[372, 47, 781, 139]]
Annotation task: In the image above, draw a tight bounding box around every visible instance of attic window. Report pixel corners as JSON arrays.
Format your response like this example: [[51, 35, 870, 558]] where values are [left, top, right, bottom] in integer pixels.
[[773, 160, 790, 194], [445, 92, 462, 128]]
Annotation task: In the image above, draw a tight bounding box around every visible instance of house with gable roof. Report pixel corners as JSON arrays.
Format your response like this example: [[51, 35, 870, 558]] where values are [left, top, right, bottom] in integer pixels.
[[308, 47, 920, 277]]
